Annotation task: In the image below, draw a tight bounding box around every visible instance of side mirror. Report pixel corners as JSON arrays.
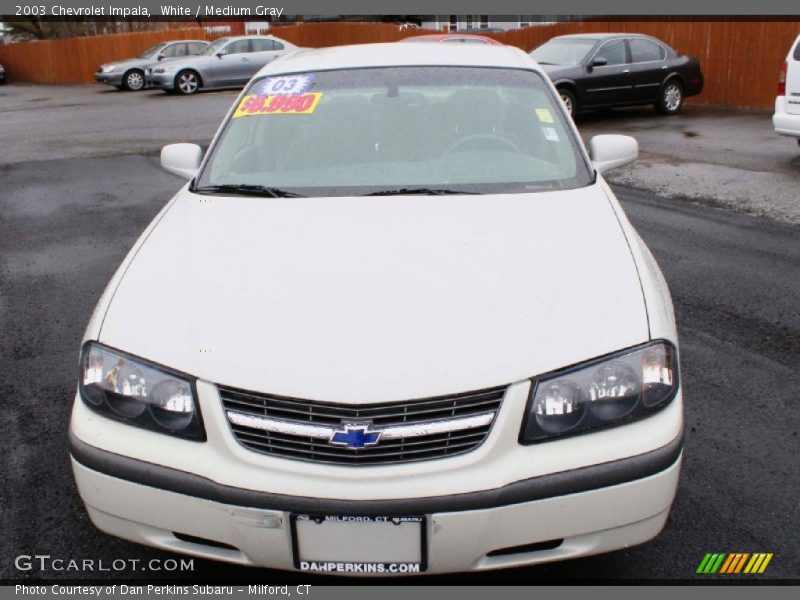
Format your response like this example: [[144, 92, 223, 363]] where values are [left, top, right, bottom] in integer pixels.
[[216, 52, 224, 58], [589, 135, 638, 175], [157, 54, 165, 61], [591, 56, 608, 67], [160, 143, 202, 180]]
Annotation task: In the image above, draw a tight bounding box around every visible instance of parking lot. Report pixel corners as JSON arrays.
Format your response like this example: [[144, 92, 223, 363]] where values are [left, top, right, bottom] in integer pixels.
[[1, 83, 798, 582]]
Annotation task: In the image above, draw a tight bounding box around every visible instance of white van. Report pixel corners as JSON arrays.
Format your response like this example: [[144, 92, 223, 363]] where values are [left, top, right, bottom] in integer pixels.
[[773, 34, 800, 144]]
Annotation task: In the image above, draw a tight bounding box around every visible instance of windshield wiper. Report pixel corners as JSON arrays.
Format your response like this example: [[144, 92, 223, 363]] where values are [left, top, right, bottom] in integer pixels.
[[364, 187, 481, 196], [192, 184, 305, 198]]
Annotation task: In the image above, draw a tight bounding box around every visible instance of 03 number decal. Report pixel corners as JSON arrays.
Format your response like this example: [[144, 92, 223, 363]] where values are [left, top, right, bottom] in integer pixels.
[[257, 75, 314, 96]]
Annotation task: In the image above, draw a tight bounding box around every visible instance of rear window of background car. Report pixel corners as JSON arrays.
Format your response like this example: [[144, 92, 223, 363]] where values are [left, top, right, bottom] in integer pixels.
[[252, 39, 284, 52], [629, 39, 665, 62]]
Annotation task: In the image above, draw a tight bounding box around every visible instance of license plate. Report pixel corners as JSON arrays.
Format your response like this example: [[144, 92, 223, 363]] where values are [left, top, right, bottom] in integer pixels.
[[291, 514, 426, 574]]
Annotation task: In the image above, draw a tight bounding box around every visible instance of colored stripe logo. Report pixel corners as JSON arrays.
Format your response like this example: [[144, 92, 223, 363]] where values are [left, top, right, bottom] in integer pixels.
[[697, 553, 773, 574]]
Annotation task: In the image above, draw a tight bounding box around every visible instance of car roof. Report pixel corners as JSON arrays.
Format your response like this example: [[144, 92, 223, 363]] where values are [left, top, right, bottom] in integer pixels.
[[256, 42, 533, 77], [550, 32, 657, 41], [217, 35, 285, 41], [403, 33, 502, 44]]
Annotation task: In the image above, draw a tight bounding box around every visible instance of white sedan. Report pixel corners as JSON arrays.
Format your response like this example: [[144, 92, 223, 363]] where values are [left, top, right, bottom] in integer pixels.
[[70, 42, 682, 575]]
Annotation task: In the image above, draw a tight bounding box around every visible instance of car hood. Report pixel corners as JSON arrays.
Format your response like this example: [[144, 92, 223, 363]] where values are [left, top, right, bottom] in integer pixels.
[[100, 57, 151, 70], [99, 184, 649, 403]]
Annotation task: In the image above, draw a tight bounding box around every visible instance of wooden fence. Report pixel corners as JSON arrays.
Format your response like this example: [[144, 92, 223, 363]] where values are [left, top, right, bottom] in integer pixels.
[[0, 25, 244, 84], [1, 20, 798, 108]]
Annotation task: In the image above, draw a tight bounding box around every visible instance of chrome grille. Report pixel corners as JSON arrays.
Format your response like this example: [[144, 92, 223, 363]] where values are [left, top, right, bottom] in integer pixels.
[[218, 385, 505, 465]]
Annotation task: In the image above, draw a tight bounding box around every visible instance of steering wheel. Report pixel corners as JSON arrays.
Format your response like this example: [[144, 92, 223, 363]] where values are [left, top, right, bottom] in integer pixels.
[[445, 133, 521, 156]]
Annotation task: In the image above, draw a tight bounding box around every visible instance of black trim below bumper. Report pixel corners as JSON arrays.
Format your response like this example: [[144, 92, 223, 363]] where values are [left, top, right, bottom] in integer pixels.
[[69, 429, 682, 517]]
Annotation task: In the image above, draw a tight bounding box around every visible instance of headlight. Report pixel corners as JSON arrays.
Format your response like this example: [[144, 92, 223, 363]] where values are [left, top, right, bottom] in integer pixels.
[[79, 342, 205, 440], [520, 340, 678, 443], [101, 64, 118, 73]]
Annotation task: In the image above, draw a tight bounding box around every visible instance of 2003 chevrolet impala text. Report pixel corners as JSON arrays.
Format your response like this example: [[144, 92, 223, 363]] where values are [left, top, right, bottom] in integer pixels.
[[69, 43, 683, 575]]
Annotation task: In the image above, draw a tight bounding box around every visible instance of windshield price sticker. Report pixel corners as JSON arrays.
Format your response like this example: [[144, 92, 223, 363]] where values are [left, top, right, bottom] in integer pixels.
[[257, 75, 314, 96], [536, 108, 555, 123], [233, 93, 322, 117]]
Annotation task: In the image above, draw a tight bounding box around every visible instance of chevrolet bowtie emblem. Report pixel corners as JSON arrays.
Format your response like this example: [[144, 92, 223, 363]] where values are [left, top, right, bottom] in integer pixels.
[[329, 423, 381, 449]]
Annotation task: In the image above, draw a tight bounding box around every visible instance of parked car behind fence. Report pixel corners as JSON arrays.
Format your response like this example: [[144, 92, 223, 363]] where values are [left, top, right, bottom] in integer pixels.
[[531, 33, 704, 116], [146, 35, 298, 95], [95, 40, 209, 91]]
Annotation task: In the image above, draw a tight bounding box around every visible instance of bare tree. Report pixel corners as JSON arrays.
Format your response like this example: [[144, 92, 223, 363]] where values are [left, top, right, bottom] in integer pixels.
[[2, 18, 166, 40]]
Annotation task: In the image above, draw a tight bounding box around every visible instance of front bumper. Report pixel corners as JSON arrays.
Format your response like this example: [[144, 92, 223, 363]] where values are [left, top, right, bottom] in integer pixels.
[[71, 434, 680, 574], [70, 377, 683, 574], [773, 96, 800, 138], [95, 72, 123, 86]]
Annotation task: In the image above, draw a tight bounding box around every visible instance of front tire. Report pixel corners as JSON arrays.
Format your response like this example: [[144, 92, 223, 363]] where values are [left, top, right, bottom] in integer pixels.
[[122, 69, 145, 91], [657, 80, 683, 115], [175, 70, 201, 96], [558, 88, 577, 118]]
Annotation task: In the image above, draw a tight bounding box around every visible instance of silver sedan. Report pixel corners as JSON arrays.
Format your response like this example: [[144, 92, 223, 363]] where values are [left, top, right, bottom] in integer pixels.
[[147, 35, 298, 95]]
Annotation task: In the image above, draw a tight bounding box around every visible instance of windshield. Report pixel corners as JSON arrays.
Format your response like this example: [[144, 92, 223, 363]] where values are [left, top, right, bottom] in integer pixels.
[[199, 38, 230, 56], [195, 66, 592, 197], [531, 39, 598, 66], [137, 42, 168, 59]]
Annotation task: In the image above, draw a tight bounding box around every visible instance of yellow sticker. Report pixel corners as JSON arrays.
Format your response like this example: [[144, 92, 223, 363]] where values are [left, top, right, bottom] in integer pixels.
[[233, 92, 323, 118], [536, 108, 554, 123]]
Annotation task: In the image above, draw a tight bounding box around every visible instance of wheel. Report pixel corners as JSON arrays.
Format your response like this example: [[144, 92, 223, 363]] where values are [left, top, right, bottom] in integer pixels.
[[122, 69, 145, 91], [175, 70, 200, 95], [558, 88, 577, 118], [657, 80, 683, 115]]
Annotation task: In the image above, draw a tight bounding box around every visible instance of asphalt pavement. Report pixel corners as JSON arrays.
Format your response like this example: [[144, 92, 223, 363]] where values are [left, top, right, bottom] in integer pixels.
[[0, 84, 798, 583]]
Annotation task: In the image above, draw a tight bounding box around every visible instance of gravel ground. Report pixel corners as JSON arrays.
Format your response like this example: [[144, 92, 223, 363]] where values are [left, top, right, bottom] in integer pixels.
[[577, 106, 800, 224]]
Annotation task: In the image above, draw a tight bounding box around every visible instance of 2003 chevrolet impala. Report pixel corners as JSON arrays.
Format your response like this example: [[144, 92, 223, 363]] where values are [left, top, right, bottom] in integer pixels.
[[70, 42, 683, 575]]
